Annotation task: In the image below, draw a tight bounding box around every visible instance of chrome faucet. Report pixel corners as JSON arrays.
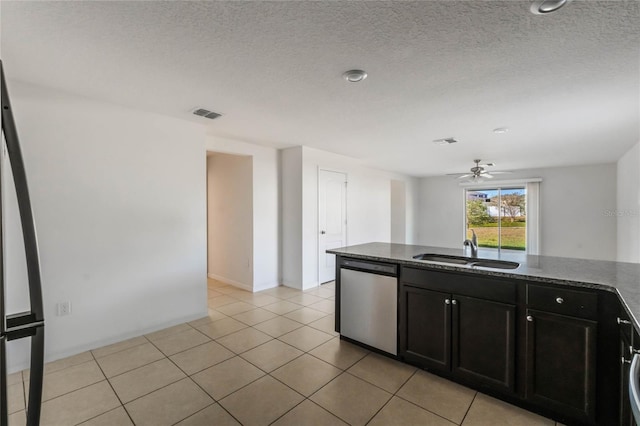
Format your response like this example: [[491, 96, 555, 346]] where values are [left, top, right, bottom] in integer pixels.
[[463, 229, 478, 258]]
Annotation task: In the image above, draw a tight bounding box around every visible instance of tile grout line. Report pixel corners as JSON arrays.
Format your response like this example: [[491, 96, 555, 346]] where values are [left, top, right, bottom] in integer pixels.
[[257, 282, 477, 425], [205, 289, 338, 424], [143, 325, 256, 425], [170, 300, 304, 425], [21, 281, 335, 426], [87, 349, 136, 426], [168, 401, 218, 426], [22, 358, 117, 419], [91, 337, 150, 361], [118, 338, 205, 411], [266, 398, 309, 426], [388, 368, 461, 425], [82, 281, 334, 425], [459, 391, 478, 425], [362, 361, 419, 425]]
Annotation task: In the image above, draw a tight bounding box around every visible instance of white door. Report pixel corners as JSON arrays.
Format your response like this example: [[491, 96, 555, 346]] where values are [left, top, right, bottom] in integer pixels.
[[318, 170, 347, 284]]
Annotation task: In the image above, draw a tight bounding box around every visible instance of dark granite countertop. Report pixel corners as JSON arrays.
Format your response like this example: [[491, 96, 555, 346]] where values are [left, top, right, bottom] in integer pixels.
[[327, 242, 640, 329]]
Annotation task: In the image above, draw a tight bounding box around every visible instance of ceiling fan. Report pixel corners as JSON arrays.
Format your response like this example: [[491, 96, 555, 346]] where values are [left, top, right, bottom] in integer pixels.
[[447, 159, 511, 181]]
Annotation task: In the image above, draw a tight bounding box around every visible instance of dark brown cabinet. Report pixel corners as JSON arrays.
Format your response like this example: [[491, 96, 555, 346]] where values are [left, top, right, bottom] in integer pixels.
[[524, 284, 604, 424], [619, 314, 638, 426], [453, 294, 516, 391], [334, 257, 624, 425], [400, 284, 516, 392], [525, 309, 597, 423], [401, 286, 450, 370]]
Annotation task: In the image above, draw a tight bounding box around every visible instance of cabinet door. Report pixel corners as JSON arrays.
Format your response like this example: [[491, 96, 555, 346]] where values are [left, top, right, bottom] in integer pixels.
[[525, 309, 597, 422], [621, 336, 634, 426], [452, 295, 516, 392], [399, 286, 450, 371]]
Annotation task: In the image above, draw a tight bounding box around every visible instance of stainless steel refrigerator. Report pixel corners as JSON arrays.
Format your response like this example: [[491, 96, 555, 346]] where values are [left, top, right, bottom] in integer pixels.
[[0, 60, 45, 426]]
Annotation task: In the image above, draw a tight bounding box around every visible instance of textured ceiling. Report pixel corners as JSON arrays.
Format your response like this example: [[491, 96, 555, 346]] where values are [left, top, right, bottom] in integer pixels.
[[1, 1, 638, 177]]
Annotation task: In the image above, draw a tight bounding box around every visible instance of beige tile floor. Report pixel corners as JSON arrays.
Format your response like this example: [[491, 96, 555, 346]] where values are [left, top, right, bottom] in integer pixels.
[[7, 279, 564, 426]]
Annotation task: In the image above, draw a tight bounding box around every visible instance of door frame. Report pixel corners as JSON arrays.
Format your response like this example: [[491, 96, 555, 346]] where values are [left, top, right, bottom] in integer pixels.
[[317, 167, 348, 285]]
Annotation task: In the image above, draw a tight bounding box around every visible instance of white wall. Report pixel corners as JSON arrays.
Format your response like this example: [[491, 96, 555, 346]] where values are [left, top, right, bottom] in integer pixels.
[[617, 142, 640, 263], [5, 81, 207, 372], [418, 163, 618, 261], [390, 180, 407, 244], [205, 135, 279, 291], [207, 153, 253, 289], [281, 146, 418, 290], [280, 147, 303, 288]]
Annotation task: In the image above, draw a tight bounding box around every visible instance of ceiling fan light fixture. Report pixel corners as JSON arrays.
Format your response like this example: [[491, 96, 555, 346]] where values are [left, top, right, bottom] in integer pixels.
[[467, 175, 485, 183], [530, 0, 571, 15]]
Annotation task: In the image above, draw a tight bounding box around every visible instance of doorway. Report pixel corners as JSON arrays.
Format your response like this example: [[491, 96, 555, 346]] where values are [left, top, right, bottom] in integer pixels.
[[318, 170, 347, 284], [206, 152, 253, 290]]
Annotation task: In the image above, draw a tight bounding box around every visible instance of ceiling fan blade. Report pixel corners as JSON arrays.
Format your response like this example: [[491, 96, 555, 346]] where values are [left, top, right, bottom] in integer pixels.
[[455, 174, 473, 179], [488, 171, 512, 175], [446, 173, 471, 177], [479, 163, 495, 167], [481, 173, 494, 178]]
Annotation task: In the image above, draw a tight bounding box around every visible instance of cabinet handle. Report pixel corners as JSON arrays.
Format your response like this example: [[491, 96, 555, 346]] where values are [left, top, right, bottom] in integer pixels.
[[555, 297, 564, 304], [451, 300, 457, 305], [623, 356, 632, 365], [526, 315, 534, 322], [618, 317, 633, 325], [445, 299, 451, 305]]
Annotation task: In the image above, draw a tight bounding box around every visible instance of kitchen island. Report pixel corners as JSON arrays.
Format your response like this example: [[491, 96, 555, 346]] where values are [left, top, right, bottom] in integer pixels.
[[328, 242, 640, 426]]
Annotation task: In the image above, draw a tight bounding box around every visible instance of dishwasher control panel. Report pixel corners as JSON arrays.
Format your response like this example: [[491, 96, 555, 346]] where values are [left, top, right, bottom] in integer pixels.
[[341, 259, 397, 276]]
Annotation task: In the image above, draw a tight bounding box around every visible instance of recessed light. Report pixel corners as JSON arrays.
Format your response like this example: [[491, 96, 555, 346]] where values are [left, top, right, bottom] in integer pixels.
[[493, 127, 509, 134], [530, 0, 571, 15], [343, 70, 368, 83]]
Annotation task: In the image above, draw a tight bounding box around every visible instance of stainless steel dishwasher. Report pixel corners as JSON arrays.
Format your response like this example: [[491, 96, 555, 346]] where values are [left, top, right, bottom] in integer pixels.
[[339, 259, 398, 356]]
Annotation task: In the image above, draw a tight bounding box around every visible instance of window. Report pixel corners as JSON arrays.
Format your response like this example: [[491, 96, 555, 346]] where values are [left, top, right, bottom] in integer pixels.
[[465, 187, 527, 252]]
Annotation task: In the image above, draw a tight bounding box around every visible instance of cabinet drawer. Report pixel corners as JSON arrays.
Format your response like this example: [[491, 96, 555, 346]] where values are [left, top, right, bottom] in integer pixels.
[[527, 284, 597, 319], [401, 267, 516, 304]]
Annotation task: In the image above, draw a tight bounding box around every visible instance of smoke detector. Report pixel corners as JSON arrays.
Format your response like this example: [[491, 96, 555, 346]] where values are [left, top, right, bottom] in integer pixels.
[[433, 137, 458, 145], [192, 108, 222, 120], [342, 70, 368, 83], [530, 0, 571, 15]]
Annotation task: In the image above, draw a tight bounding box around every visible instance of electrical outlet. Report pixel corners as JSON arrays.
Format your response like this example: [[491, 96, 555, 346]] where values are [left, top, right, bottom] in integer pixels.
[[57, 301, 72, 316]]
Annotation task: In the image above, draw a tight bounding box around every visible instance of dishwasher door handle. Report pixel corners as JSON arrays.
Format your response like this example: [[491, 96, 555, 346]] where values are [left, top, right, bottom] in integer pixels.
[[630, 353, 640, 423]]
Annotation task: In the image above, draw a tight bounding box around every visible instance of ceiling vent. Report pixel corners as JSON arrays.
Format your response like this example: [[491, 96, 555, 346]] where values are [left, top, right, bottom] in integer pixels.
[[192, 108, 222, 120], [433, 137, 458, 145]]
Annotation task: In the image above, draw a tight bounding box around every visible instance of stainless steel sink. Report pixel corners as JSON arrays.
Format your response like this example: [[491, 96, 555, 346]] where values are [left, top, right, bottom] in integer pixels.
[[412, 254, 471, 265], [412, 253, 520, 270], [468, 260, 520, 270]]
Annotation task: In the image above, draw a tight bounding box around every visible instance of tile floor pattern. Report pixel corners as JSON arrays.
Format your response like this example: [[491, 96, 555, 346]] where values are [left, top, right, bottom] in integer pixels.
[[6, 279, 566, 426]]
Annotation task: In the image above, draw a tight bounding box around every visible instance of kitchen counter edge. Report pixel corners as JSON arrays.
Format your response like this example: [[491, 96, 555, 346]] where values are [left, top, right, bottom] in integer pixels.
[[328, 242, 640, 332]]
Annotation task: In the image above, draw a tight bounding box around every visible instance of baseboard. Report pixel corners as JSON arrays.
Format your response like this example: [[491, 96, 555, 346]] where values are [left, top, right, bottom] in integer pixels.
[[253, 282, 280, 293], [281, 279, 302, 290], [207, 273, 252, 292], [6, 311, 207, 374], [302, 281, 319, 291]]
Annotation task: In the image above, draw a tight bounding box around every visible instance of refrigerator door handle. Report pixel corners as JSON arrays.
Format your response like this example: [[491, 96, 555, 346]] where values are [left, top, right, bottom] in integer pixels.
[[1, 61, 44, 322], [1, 335, 7, 426], [1, 60, 45, 426]]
